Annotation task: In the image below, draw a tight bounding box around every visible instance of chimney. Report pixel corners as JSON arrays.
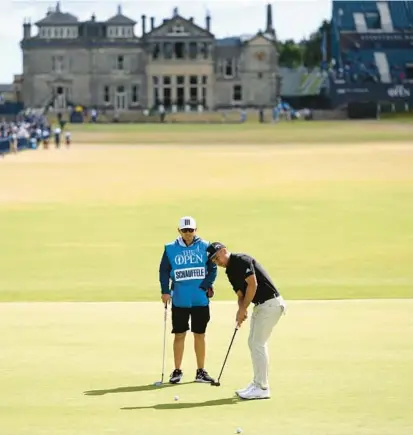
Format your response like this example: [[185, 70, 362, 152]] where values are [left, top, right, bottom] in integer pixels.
[[189, 17, 194, 23], [150, 16, 155, 30], [141, 15, 147, 35], [206, 13, 211, 32], [91, 13, 96, 22], [117, 4, 122, 15], [23, 18, 31, 39], [266, 3, 274, 34], [56, 1, 61, 13], [173, 7, 179, 17]]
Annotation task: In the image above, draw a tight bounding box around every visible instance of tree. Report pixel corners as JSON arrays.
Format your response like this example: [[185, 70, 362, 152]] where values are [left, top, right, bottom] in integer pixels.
[[277, 19, 332, 69], [278, 39, 304, 68]]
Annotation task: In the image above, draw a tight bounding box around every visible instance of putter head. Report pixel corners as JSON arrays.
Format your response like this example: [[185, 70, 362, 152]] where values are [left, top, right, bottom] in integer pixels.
[[153, 381, 162, 387], [211, 381, 221, 387]]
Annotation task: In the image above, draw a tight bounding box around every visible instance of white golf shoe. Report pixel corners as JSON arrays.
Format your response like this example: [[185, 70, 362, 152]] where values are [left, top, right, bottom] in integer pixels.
[[235, 382, 255, 396], [238, 385, 271, 400]]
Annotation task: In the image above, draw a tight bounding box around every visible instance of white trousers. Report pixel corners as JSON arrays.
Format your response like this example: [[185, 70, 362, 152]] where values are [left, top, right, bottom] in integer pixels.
[[248, 296, 286, 389]]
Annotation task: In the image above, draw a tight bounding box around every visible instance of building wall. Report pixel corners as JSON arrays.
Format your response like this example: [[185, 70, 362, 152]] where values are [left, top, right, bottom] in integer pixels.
[[22, 31, 279, 109]]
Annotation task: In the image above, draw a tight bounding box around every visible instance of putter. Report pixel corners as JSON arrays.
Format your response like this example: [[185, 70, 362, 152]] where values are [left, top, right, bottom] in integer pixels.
[[154, 303, 168, 386], [211, 325, 239, 387]]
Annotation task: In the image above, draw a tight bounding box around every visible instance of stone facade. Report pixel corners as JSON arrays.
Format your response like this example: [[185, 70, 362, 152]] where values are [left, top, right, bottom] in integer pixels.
[[20, 2, 281, 110]]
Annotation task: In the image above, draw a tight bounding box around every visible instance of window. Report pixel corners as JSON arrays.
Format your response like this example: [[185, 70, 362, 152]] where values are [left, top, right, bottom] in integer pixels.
[[163, 87, 172, 108], [117, 55, 124, 70], [117, 85, 125, 93], [190, 87, 198, 101], [153, 87, 159, 106], [163, 76, 171, 86], [233, 85, 242, 102], [202, 87, 207, 107], [104, 86, 110, 103], [176, 76, 185, 107], [153, 43, 160, 60], [152, 76, 159, 86], [177, 87, 185, 107], [190, 76, 198, 85], [174, 42, 185, 59], [189, 42, 197, 59], [131, 85, 139, 104], [164, 42, 173, 59], [202, 76, 208, 85], [200, 43, 209, 59], [258, 72, 263, 79], [225, 59, 234, 78]]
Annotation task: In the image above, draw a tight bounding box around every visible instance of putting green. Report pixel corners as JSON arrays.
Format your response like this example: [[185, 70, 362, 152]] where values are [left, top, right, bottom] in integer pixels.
[[1, 300, 412, 435]]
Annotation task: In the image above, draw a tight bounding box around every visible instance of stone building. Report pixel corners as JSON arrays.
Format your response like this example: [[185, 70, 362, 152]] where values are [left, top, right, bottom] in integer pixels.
[[20, 2, 281, 111]]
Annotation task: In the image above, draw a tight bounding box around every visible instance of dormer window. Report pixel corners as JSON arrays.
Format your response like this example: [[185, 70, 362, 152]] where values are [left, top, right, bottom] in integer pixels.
[[108, 26, 133, 38], [39, 26, 78, 38]]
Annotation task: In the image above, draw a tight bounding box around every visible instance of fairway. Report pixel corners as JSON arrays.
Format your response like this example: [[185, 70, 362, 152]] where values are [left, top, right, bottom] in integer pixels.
[[1, 123, 412, 435], [0, 138, 412, 302]]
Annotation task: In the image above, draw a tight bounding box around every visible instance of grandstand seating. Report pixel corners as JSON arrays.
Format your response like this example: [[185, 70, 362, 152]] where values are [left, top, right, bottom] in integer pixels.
[[388, 1, 413, 29], [330, 0, 413, 87]]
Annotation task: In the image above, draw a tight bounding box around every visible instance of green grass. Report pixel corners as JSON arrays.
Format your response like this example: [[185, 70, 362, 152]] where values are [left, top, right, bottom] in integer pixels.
[[1, 126, 412, 435], [1, 300, 412, 435], [65, 121, 413, 144], [1, 142, 412, 302]]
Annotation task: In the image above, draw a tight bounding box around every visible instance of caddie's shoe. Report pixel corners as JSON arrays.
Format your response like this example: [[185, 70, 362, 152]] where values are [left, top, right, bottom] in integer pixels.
[[235, 382, 256, 396], [195, 368, 215, 383], [169, 369, 183, 384], [238, 385, 271, 400]]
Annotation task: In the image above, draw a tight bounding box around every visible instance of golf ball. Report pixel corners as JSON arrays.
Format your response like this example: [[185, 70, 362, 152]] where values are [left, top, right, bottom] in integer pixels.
[[174, 395, 179, 401], [235, 428, 242, 434]]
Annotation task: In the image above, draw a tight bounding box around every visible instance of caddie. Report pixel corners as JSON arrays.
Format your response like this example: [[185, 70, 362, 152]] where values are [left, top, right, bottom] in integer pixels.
[[159, 216, 217, 384]]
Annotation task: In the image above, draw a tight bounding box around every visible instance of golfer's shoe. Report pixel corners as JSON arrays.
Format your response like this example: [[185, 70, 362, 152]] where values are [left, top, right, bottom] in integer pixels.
[[195, 368, 215, 383], [235, 382, 256, 396], [169, 369, 183, 384], [238, 385, 271, 400]]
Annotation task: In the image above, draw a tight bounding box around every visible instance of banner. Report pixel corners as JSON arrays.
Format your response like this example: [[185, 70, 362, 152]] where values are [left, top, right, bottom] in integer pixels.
[[329, 79, 413, 107], [340, 32, 413, 50]]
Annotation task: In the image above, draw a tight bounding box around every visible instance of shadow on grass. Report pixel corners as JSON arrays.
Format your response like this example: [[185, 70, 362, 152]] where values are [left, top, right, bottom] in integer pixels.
[[121, 396, 243, 410], [84, 382, 193, 396]]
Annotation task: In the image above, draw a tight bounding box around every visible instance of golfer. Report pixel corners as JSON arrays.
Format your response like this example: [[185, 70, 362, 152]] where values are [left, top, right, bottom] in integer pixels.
[[206, 242, 286, 400], [159, 216, 217, 384]]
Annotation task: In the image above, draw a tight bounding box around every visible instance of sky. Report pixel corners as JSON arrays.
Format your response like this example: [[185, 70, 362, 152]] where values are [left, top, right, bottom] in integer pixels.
[[0, 0, 332, 83]]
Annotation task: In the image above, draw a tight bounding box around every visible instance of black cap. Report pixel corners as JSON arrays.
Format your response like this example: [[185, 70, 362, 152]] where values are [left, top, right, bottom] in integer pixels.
[[206, 242, 226, 260]]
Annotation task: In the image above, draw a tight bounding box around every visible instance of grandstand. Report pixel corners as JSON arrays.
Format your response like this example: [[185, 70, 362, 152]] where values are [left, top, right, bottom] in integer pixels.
[[328, 0, 413, 114]]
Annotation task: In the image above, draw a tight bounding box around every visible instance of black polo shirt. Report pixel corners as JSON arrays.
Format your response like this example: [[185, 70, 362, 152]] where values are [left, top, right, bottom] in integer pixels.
[[225, 253, 280, 305]]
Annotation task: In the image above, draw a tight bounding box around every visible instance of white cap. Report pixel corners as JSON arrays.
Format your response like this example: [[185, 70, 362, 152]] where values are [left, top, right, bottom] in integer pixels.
[[179, 216, 197, 230]]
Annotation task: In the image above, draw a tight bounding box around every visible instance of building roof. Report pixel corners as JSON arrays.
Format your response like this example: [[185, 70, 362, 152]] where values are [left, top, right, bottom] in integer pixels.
[[106, 5, 136, 25], [35, 2, 78, 26], [0, 84, 14, 93], [216, 37, 242, 47]]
